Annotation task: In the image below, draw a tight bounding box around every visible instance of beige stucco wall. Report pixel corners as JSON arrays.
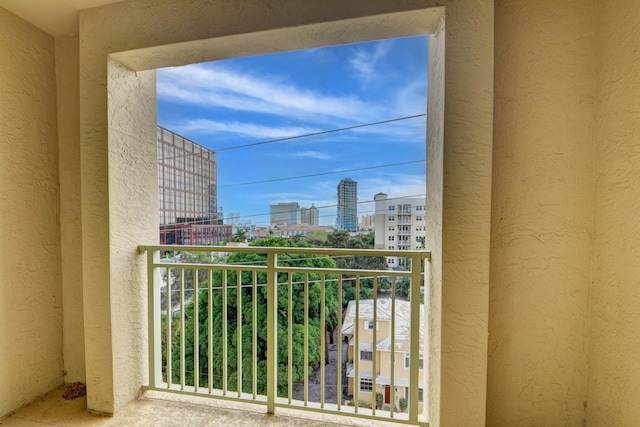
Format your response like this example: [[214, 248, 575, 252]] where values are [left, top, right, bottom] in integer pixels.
[[76, 0, 493, 422], [489, 1, 596, 424], [0, 7, 63, 416], [588, 1, 640, 424], [72, 0, 493, 425], [429, 2, 494, 426], [56, 34, 86, 383]]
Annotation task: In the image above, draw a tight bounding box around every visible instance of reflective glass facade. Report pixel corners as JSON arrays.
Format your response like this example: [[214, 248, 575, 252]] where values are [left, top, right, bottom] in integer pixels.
[[157, 126, 232, 244]]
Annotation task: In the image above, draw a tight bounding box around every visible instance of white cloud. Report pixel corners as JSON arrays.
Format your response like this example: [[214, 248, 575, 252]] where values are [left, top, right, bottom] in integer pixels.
[[390, 78, 428, 117], [348, 41, 392, 83], [358, 174, 426, 203], [157, 63, 379, 123], [291, 151, 331, 160], [173, 119, 319, 139]]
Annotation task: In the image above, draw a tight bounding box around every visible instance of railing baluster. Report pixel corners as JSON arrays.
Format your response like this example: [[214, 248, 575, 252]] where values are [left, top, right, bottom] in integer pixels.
[[288, 273, 293, 404], [180, 268, 185, 390], [252, 270, 257, 400], [222, 268, 228, 396], [237, 269, 242, 397], [208, 268, 213, 394], [166, 266, 173, 389], [304, 271, 309, 406], [147, 250, 160, 389], [409, 254, 421, 424], [266, 252, 277, 414], [337, 274, 343, 411], [372, 274, 378, 414], [194, 267, 199, 391], [390, 276, 396, 418], [320, 273, 326, 409], [354, 274, 360, 413]]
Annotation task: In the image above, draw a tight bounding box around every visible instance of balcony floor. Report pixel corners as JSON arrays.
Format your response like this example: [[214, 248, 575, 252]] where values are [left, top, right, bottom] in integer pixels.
[[0, 386, 406, 427]]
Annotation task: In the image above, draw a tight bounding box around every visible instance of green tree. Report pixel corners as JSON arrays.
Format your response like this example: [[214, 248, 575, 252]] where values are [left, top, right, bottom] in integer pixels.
[[171, 238, 338, 396], [323, 231, 387, 307], [232, 229, 246, 242]]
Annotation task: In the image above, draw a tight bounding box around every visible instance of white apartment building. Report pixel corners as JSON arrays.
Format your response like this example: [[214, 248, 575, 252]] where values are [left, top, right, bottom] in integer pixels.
[[373, 193, 426, 268]]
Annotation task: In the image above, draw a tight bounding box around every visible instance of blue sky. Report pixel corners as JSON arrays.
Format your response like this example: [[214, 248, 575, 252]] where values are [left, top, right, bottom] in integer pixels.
[[157, 36, 428, 227]]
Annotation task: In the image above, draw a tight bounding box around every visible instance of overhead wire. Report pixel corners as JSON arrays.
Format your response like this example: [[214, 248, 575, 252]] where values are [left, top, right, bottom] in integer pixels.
[[219, 159, 425, 188], [158, 113, 426, 161]]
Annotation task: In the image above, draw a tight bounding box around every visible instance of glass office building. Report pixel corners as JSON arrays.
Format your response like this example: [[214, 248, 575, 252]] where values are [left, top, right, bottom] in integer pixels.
[[157, 126, 232, 245]]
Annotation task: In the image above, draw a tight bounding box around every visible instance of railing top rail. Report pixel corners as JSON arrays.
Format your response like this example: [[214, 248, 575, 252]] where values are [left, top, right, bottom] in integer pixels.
[[152, 261, 416, 277], [139, 244, 431, 260]]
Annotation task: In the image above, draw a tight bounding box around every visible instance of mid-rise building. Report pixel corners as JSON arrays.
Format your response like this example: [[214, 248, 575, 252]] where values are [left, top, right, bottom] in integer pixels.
[[342, 299, 425, 413], [300, 203, 319, 226], [337, 178, 358, 232], [270, 202, 300, 226], [360, 214, 375, 231], [157, 126, 232, 245], [374, 193, 426, 268]]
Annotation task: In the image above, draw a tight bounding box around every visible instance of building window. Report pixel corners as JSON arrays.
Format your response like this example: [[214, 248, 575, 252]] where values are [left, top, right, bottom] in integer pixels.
[[388, 215, 395, 221], [388, 236, 395, 241], [389, 206, 395, 211], [360, 350, 373, 361], [403, 387, 424, 402], [388, 226, 395, 231], [360, 378, 373, 392], [364, 320, 379, 331], [404, 353, 424, 370]]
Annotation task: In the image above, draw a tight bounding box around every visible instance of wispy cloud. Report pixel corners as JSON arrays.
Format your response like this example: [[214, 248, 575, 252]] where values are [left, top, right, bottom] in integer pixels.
[[173, 119, 319, 139], [348, 41, 392, 83], [291, 151, 331, 160], [157, 63, 379, 123]]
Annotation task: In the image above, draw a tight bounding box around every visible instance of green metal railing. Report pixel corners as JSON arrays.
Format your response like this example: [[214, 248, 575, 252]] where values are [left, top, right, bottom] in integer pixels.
[[139, 244, 430, 426]]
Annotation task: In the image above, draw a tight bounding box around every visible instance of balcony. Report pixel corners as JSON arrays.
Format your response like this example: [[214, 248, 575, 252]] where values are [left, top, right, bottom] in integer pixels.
[[139, 245, 430, 426]]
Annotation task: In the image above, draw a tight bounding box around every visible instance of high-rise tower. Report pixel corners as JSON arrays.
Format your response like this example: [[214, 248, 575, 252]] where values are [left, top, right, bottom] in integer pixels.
[[337, 178, 358, 232]]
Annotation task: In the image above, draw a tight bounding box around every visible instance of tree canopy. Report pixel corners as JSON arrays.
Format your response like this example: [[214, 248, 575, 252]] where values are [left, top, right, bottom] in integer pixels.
[[170, 237, 338, 396]]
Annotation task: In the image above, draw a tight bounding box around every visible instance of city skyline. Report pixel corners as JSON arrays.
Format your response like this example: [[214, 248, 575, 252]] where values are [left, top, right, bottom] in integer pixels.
[[157, 36, 428, 226]]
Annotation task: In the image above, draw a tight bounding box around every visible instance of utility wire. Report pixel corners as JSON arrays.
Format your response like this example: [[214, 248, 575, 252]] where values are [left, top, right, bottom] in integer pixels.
[[158, 113, 426, 161], [214, 113, 426, 152], [220, 160, 425, 188]]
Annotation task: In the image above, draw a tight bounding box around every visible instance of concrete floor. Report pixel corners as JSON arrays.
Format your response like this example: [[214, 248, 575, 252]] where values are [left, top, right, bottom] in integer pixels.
[[0, 386, 406, 427]]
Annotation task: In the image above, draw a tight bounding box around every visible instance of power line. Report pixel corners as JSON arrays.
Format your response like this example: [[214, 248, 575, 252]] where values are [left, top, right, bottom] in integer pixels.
[[158, 113, 426, 161], [220, 160, 425, 188], [214, 113, 426, 152]]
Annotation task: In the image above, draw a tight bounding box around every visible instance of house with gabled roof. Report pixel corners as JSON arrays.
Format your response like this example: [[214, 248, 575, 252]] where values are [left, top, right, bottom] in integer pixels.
[[342, 299, 425, 412]]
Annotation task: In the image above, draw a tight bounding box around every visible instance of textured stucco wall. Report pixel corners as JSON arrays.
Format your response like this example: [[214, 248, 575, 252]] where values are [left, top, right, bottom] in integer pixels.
[[107, 58, 157, 410], [78, 0, 494, 421], [0, 7, 63, 417], [589, 2, 640, 424], [56, 34, 86, 383], [489, 1, 595, 424], [433, 2, 494, 426], [425, 18, 444, 426]]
